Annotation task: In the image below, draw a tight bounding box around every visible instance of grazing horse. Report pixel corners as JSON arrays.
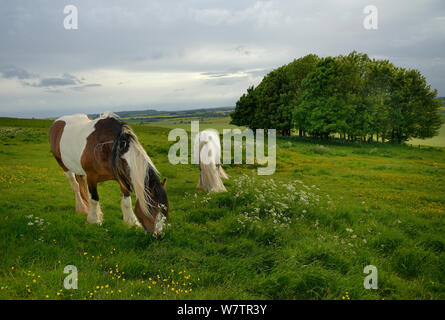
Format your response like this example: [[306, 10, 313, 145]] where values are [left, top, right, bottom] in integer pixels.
[[49, 112, 168, 235], [193, 129, 228, 193]]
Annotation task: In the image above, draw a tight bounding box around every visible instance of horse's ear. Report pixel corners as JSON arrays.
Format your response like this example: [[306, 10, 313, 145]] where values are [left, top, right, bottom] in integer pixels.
[[161, 178, 166, 187]]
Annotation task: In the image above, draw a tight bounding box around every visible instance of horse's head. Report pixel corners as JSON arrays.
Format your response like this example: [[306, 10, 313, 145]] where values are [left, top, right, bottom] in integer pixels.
[[135, 176, 169, 236]]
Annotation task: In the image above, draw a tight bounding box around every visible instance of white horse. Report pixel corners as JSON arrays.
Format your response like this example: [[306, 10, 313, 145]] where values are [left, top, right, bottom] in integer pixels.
[[193, 129, 228, 193]]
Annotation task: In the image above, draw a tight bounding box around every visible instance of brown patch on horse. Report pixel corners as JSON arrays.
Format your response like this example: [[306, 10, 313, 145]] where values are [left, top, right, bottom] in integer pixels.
[[81, 117, 124, 183], [49, 120, 69, 172]]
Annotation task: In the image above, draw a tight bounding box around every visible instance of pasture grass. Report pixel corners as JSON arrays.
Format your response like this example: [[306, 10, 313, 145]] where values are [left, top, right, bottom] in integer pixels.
[[410, 123, 445, 147], [142, 116, 242, 131], [0, 117, 444, 300]]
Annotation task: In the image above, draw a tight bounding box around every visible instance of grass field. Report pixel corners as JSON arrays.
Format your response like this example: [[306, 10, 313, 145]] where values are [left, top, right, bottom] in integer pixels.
[[0, 117, 444, 300], [410, 123, 445, 148], [143, 116, 242, 131]]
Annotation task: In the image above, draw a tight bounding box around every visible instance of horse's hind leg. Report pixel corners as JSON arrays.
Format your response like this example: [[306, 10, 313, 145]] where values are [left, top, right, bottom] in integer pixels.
[[197, 164, 206, 191], [86, 179, 103, 225], [217, 164, 229, 179], [65, 171, 89, 214], [75, 175, 90, 213], [120, 186, 142, 228]]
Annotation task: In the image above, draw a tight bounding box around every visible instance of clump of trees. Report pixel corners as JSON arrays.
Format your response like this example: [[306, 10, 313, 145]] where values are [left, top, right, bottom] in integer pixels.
[[230, 52, 444, 143]]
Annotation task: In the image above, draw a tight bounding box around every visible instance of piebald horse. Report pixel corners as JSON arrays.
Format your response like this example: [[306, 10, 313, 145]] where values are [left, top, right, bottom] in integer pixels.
[[49, 112, 168, 235], [193, 129, 228, 193]]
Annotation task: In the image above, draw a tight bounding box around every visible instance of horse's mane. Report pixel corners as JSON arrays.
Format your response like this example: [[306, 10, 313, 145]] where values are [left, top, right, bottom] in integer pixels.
[[99, 111, 120, 120], [109, 112, 164, 220], [101, 111, 158, 174], [147, 165, 168, 219]]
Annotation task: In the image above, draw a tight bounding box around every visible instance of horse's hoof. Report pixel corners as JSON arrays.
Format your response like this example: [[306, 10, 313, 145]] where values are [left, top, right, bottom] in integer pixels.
[[124, 219, 142, 228], [87, 216, 103, 225]]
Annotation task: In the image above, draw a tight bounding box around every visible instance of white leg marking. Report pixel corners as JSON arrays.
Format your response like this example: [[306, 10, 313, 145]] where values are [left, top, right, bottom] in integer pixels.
[[121, 196, 142, 228], [65, 171, 89, 213], [87, 199, 103, 225]]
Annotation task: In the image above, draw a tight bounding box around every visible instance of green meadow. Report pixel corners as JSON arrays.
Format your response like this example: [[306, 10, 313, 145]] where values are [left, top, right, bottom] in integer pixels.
[[143, 116, 242, 132], [0, 116, 444, 300], [410, 118, 445, 148]]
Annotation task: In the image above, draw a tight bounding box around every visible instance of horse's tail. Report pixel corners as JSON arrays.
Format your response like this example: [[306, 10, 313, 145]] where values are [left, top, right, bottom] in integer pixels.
[[218, 164, 229, 179], [111, 125, 158, 219]]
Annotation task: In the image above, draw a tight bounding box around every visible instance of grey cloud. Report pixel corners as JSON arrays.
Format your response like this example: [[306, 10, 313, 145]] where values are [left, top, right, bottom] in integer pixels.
[[44, 89, 64, 94], [202, 68, 270, 79], [0, 66, 101, 92], [0, 0, 444, 117], [70, 83, 102, 91], [34, 74, 80, 87], [83, 83, 101, 88], [201, 71, 234, 78], [0, 66, 80, 87], [0, 65, 37, 80]]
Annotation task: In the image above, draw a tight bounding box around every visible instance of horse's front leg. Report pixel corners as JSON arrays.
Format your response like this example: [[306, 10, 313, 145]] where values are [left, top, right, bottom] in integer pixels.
[[86, 179, 103, 225], [120, 186, 142, 228]]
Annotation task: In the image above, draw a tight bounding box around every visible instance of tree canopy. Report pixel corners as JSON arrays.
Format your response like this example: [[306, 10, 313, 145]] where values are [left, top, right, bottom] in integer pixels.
[[230, 52, 444, 143]]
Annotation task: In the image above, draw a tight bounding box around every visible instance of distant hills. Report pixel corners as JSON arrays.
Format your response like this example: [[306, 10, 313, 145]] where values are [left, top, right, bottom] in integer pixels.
[[89, 106, 234, 124]]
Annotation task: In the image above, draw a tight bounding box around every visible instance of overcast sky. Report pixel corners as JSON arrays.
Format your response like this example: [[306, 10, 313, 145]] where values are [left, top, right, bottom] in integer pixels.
[[0, 0, 444, 118]]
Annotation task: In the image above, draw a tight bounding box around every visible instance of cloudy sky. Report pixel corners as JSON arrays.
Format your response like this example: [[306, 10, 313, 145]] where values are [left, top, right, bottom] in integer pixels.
[[0, 0, 444, 118]]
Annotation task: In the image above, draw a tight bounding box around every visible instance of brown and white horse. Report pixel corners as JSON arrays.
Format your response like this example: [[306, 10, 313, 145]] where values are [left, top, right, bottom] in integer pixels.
[[49, 112, 168, 235]]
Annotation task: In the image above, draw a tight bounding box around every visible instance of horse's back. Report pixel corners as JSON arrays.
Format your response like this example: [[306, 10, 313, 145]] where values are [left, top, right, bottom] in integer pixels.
[[51, 114, 97, 175], [194, 129, 221, 164]]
